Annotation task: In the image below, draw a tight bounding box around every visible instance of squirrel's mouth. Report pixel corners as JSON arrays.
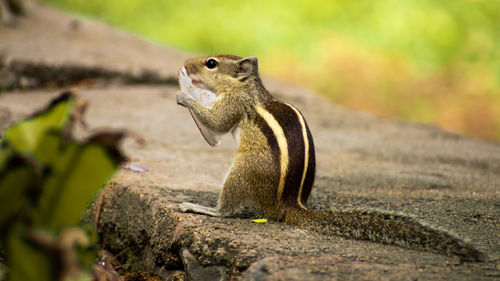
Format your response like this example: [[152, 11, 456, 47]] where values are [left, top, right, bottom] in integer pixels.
[[188, 74, 205, 89], [191, 78, 203, 88]]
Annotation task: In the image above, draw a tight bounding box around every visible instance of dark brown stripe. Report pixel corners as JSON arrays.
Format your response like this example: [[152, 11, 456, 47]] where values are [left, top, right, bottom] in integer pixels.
[[264, 100, 308, 207], [300, 121, 315, 206]]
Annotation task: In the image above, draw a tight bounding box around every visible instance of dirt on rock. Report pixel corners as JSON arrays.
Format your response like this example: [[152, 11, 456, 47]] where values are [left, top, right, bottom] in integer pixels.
[[1, 2, 499, 280]]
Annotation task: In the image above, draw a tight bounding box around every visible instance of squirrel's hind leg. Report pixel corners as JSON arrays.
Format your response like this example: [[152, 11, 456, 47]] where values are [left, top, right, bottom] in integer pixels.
[[179, 160, 251, 217]]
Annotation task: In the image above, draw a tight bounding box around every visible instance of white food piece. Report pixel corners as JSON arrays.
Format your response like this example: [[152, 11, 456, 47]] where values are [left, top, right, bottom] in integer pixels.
[[178, 66, 217, 107], [178, 66, 221, 146]]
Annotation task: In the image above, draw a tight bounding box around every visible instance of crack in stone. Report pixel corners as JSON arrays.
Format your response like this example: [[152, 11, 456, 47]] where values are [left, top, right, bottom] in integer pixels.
[[0, 59, 177, 91]]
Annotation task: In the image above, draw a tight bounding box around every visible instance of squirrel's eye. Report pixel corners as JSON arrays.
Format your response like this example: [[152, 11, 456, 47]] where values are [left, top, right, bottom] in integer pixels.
[[205, 59, 218, 69]]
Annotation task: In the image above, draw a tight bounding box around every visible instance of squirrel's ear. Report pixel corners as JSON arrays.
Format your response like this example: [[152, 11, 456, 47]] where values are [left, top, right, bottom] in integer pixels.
[[236, 56, 258, 80]]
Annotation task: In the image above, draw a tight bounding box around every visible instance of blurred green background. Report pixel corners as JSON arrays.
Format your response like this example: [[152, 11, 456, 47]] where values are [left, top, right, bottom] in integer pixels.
[[45, 0, 500, 140]]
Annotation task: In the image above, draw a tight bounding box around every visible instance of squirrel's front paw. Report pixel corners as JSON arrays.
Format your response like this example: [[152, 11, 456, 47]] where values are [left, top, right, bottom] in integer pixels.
[[176, 91, 194, 107]]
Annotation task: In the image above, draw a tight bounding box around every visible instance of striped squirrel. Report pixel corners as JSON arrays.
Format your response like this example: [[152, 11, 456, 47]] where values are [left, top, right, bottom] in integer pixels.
[[175, 54, 484, 262]]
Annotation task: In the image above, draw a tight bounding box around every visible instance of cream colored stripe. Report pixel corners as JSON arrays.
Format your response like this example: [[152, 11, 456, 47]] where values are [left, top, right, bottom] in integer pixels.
[[256, 106, 288, 199], [285, 103, 309, 210]]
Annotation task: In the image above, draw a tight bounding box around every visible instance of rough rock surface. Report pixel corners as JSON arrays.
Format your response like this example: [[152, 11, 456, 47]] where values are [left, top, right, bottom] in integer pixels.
[[1, 2, 499, 280]]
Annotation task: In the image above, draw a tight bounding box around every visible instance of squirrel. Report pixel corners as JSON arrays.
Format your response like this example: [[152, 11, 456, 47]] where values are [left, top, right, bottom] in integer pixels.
[[175, 54, 485, 262]]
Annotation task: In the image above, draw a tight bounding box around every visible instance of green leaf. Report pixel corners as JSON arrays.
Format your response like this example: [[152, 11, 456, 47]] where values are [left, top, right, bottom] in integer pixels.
[[0, 157, 37, 239], [7, 224, 54, 281], [0, 257, 7, 280], [0, 91, 126, 280], [32, 132, 119, 233], [3, 92, 75, 156], [0, 143, 14, 171]]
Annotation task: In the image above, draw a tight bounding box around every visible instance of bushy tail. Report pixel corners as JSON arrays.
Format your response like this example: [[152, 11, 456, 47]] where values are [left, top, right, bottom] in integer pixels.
[[284, 208, 485, 262]]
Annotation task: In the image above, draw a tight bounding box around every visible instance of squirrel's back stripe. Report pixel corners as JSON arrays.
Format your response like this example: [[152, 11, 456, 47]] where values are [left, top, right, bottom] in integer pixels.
[[285, 103, 310, 209], [255, 106, 289, 199], [301, 121, 315, 205], [258, 100, 314, 208]]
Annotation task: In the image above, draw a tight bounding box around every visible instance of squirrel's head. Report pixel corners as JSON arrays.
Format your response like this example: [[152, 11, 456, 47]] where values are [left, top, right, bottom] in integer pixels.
[[183, 55, 259, 94]]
